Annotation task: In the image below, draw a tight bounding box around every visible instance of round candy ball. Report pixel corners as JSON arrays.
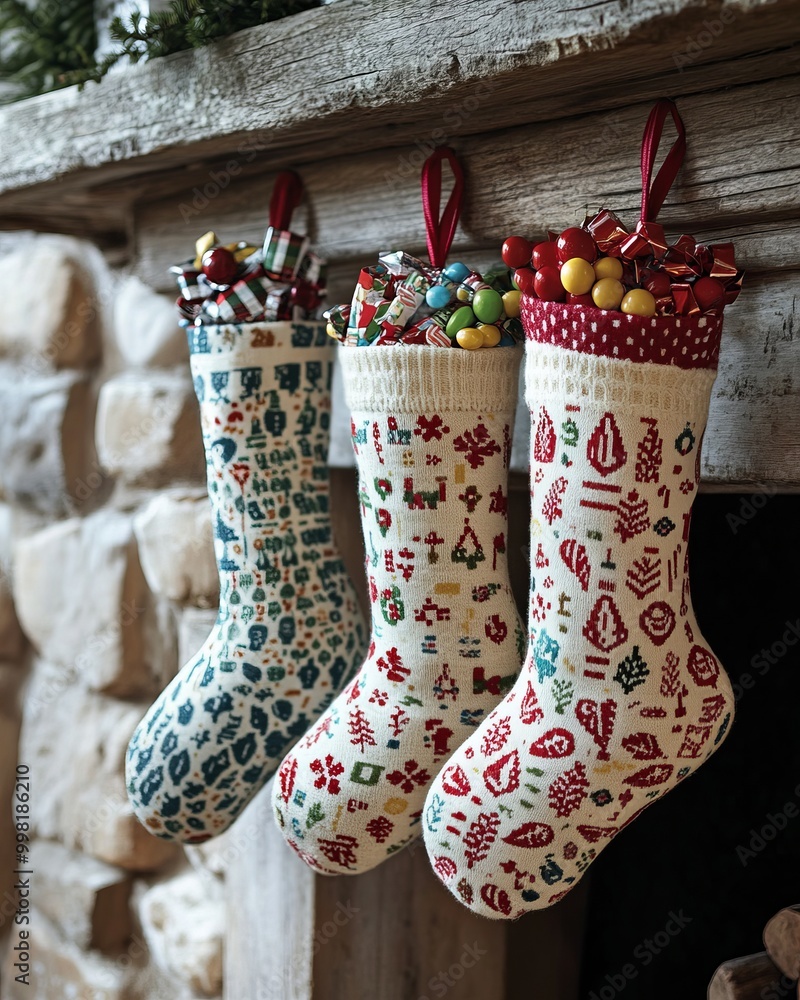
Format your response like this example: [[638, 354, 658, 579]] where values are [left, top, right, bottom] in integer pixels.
[[534, 265, 565, 302], [426, 284, 452, 309], [566, 293, 594, 307], [513, 267, 537, 295], [560, 257, 596, 296], [502, 289, 521, 318], [456, 286, 473, 303], [456, 327, 484, 350], [532, 240, 560, 270], [693, 276, 726, 311], [643, 270, 671, 298], [594, 256, 624, 281], [478, 324, 501, 347], [592, 278, 625, 311], [557, 227, 596, 263], [446, 305, 476, 338], [473, 288, 503, 324], [621, 288, 657, 317], [501, 236, 534, 269], [443, 262, 470, 283], [202, 247, 238, 285]]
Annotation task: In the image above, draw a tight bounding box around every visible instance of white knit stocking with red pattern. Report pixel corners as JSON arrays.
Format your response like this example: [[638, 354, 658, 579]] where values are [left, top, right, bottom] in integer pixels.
[[423, 305, 734, 918], [272, 346, 525, 875]]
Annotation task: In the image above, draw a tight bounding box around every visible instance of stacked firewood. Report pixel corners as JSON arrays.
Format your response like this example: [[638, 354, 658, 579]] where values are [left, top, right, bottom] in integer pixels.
[[709, 906, 800, 999]]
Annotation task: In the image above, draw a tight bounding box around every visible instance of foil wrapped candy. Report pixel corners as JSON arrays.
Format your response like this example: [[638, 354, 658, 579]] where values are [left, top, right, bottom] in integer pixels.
[[583, 209, 743, 316]]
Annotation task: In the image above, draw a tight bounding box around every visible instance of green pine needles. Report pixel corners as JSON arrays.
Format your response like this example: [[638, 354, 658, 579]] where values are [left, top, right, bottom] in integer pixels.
[[0, 0, 97, 102], [0, 0, 321, 103]]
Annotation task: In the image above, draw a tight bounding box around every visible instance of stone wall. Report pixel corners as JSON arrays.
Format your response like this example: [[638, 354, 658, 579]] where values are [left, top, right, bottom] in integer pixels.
[[0, 235, 225, 1000]]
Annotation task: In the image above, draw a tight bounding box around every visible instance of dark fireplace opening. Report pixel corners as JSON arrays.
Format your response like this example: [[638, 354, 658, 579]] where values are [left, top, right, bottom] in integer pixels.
[[579, 493, 800, 999]]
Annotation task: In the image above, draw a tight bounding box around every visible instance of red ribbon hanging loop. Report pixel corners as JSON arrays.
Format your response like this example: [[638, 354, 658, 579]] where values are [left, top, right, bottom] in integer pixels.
[[420, 147, 465, 269], [640, 99, 687, 223], [270, 170, 304, 230]]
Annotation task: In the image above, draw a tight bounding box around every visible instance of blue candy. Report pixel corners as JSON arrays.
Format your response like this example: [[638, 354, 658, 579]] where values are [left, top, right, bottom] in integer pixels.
[[425, 284, 452, 309], [443, 261, 470, 283]]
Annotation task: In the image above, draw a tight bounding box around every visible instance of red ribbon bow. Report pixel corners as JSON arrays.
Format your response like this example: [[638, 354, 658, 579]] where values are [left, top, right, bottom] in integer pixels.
[[420, 147, 465, 269], [269, 170, 304, 231]]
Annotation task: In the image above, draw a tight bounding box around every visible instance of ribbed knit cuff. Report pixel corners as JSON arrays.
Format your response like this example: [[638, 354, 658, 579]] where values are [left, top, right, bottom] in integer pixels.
[[525, 340, 717, 416], [340, 345, 523, 414]]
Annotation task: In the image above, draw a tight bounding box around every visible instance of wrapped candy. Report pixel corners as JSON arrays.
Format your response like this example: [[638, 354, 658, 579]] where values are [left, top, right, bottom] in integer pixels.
[[326, 149, 522, 350], [170, 172, 327, 327]]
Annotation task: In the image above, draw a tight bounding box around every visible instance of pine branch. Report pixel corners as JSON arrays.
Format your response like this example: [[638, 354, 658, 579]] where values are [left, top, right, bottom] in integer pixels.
[[0, 0, 322, 101]]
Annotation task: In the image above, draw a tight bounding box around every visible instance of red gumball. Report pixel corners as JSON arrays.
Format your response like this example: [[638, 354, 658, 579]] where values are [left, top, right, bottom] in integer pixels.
[[566, 293, 594, 307], [502, 236, 534, 269], [514, 267, 538, 295], [643, 269, 672, 298], [693, 276, 726, 311], [556, 227, 597, 263], [532, 240, 560, 270], [202, 247, 239, 285], [534, 265, 565, 302]]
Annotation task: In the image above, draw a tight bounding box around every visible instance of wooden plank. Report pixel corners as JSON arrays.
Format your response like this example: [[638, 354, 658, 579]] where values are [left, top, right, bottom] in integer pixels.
[[225, 780, 317, 1000], [313, 842, 507, 1000], [506, 877, 589, 1000], [764, 905, 800, 981], [132, 76, 800, 292], [708, 952, 785, 1000], [0, 0, 797, 241]]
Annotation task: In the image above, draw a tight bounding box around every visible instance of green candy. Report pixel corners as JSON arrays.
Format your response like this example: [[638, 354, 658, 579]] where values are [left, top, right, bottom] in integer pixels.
[[445, 305, 476, 338], [473, 288, 503, 324]]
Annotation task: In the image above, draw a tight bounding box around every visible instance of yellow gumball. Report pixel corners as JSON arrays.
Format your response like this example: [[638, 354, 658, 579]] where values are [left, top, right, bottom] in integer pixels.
[[456, 327, 484, 351], [502, 289, 521, 318], [592, 278, 625, 311], [594, 256, 624, 281], [326, 322, 340, 340], [621, 288, 657, 317], [478, 324, 501, 348], [560, 257, 596, 295], [456, 287, 472, 303]]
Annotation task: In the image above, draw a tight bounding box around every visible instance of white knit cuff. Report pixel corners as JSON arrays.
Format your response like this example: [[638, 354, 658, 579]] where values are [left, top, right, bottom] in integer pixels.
[[525, 341, 717, 417], [340, 345, 523, 414]]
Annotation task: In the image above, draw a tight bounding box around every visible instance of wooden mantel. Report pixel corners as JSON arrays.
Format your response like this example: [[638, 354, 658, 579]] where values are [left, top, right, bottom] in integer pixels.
[[1, 0, 798, 489]]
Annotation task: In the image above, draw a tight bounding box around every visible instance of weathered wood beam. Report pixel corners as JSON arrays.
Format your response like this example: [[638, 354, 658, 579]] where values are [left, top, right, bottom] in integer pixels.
[[0, 0, 797, 243], [764, 905, 800, 981], [708, 951, 789, 1000]]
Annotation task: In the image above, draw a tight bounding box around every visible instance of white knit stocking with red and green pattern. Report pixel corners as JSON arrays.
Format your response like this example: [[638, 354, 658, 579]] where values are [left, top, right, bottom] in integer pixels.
[[423, 300, 735, 918], [272, 346, 525, 874]]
